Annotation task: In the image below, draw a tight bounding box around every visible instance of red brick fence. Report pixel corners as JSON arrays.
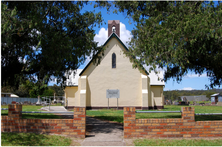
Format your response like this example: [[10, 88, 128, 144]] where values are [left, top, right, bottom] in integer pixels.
[[1, 104, 86, 138], [2, 105, 222, 139], [124, 107, 222, 138]]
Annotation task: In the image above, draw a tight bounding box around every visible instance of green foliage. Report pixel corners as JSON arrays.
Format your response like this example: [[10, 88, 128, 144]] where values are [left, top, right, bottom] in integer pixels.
[[134, 138, 222, 146], [1, 86, 16, 93], [1, 132, 72, 146], [1, 80, 64, 97], [48, 84, 64, 96], [1, 2, 104, 89], [98, 1, 222, 88], [42, 88, 54, 97]]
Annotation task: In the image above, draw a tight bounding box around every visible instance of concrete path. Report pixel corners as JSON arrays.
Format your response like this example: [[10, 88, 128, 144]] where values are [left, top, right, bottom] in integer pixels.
[[81, 117, 125, 146], [40, 106, 67, 112], [40, 106, 126, 146]]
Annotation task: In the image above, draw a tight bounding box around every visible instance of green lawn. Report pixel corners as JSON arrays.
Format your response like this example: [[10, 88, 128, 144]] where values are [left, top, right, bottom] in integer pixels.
[[1, 132, 72, 146], [86, 108, 124, 123], [1, 105, 62, 119], [134, 138, 222, 146], [1, 105, 222, 121], [86, 105, 222, 123]]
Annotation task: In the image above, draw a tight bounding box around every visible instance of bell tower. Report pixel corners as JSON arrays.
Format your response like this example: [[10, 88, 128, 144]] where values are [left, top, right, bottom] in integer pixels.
[[108, 20, 120, 37]]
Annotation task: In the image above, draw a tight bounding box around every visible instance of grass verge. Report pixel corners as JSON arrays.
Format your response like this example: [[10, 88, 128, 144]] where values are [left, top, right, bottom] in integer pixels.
[[1, 105, 62, 119], [1, 132, 72, 146], [134, 138, 222, 146]]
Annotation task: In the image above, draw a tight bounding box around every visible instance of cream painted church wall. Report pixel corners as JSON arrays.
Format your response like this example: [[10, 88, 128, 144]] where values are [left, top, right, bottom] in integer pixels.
[[80, 37, 147, 107]]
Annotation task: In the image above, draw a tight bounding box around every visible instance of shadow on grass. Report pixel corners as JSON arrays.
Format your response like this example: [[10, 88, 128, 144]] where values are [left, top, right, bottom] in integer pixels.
[[2, 114, 67, 119], [22, 114, 63, 119], [1, 114, 8, 116], [195, 115, 222, 121], [1, 132, 71, 146], [92, 114, 222, 123]]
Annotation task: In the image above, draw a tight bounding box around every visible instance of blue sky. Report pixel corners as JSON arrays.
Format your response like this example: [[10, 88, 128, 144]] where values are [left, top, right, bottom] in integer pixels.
[[50, 2, 221, 91]]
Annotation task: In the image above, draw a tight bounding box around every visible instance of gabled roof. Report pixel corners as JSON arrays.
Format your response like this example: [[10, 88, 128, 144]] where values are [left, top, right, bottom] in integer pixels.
[[79, 32, 148, 76], [1, 92, 19, 97], [211, 93, 220, 97], [77, 32, 165, 86]]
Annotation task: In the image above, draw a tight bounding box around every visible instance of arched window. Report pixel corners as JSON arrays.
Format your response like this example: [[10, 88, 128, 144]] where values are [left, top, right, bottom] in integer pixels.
[[112, 53, 116, 68]]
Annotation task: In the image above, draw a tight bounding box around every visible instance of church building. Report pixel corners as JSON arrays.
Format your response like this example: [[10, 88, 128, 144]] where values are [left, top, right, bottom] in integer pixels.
[[64, 20, 165, 110]]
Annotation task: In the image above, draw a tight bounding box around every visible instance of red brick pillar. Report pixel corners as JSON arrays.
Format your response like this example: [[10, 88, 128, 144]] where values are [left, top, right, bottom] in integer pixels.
[[124, 107, 136, 138], [73, 107, 86, 138], [181, 107, 195, 122], [8, 104, 22, 120]]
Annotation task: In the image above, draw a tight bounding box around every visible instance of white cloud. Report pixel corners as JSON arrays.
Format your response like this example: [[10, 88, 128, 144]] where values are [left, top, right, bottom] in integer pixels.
[[185, 73, 207, 78], [181, 87, 193, 90], [143, 64, 165, 83], [119, 22, 132, 46], [63, 69, 83, 86], [94, 28, 108, 46]]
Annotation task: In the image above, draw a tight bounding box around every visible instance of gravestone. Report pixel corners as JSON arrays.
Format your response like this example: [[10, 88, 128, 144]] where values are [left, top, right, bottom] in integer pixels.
[[36, 96, 41, 106]]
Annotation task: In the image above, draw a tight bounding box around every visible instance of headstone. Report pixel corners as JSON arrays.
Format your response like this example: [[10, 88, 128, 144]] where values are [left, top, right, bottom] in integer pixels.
[[169, 100, 172, 104], [211, 97, 215, 103], [53, 93, 57, 103], [199, 103, 205, 106], [36, 96, 41, 105]]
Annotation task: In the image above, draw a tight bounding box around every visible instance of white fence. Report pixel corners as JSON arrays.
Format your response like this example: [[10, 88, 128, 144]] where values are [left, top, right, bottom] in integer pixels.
[[1, 97, 38, 105]]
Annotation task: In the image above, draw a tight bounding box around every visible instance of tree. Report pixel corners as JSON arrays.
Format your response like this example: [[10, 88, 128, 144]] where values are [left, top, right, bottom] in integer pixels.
[[1, 2, 104, 89], [49, 84, 64, 96], [99, 1, 222, 88], [42, 88, 55, 97]]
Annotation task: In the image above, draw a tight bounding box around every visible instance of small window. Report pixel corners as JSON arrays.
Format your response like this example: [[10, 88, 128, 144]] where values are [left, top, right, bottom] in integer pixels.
[[112, 53, 116, 68], [112, 26, 116, 33]]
